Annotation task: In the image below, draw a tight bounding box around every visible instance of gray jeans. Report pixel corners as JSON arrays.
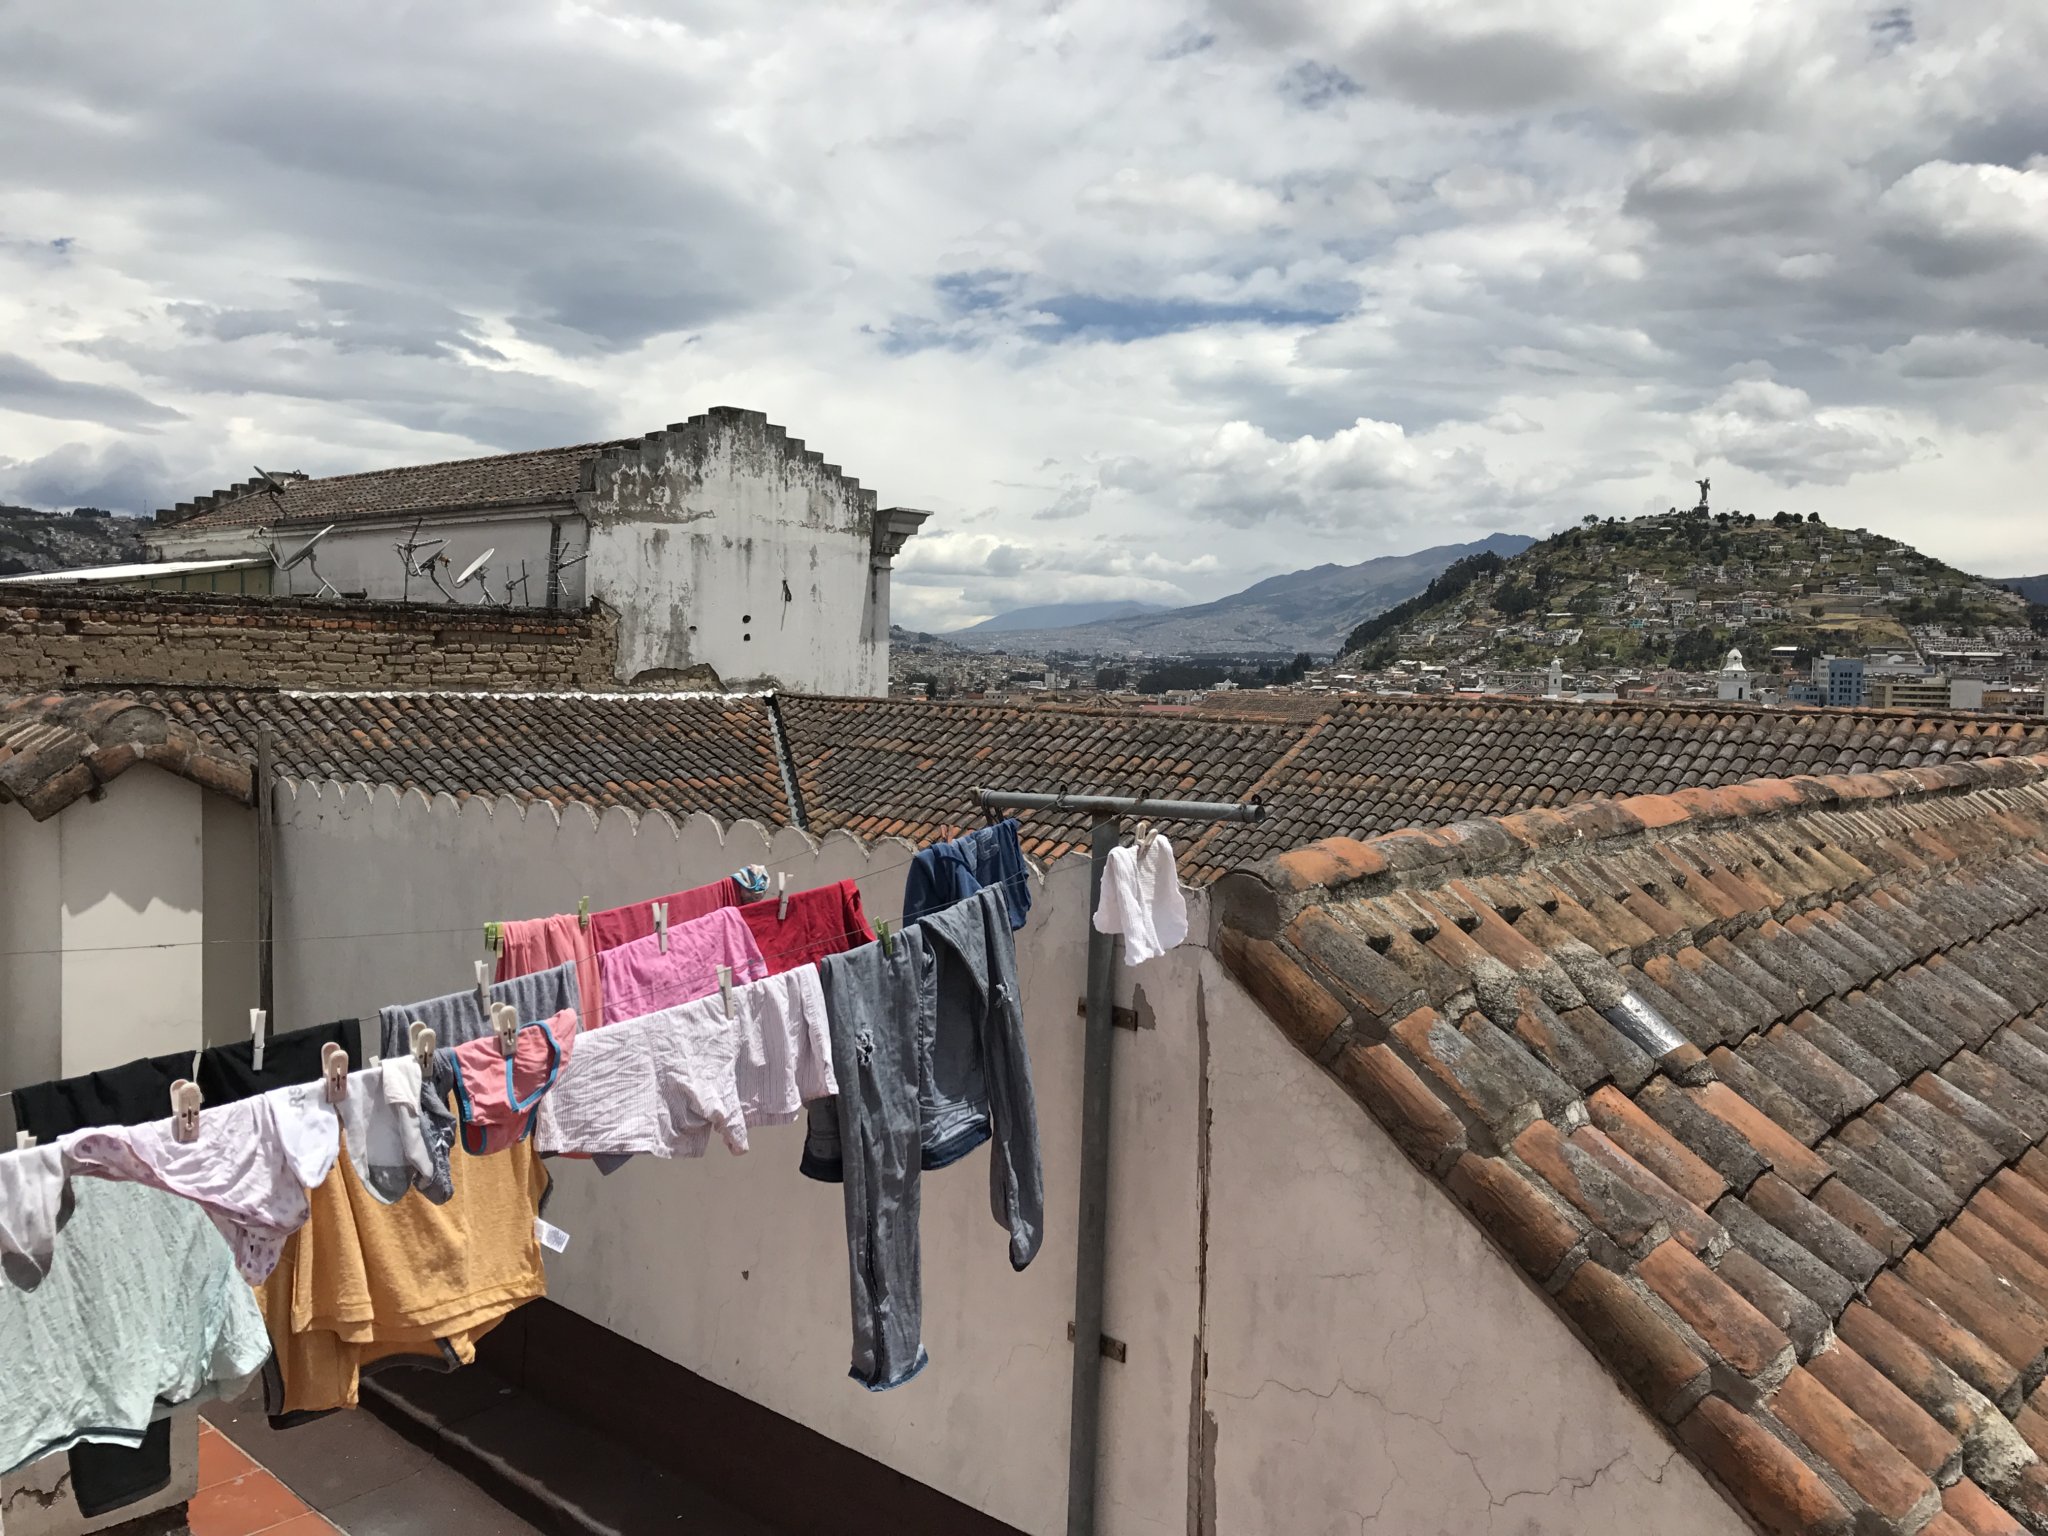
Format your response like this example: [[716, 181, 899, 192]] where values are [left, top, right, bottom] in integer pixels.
[[814, 933, 932, 1390]]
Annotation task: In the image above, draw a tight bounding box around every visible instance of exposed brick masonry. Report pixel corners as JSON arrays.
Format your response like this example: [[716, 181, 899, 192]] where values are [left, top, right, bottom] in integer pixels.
[[0, 590, 619, 691]]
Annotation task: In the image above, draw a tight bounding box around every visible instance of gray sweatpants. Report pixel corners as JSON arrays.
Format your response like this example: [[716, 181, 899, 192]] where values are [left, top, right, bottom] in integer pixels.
[[814, 933, 932, 1390]]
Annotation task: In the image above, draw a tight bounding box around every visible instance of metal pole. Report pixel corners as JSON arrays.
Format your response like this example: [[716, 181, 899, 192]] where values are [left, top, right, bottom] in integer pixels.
[[255, 724, 275, 1028], [1067, 813, 1120, 1536], [973, 787, 1263, 1536]]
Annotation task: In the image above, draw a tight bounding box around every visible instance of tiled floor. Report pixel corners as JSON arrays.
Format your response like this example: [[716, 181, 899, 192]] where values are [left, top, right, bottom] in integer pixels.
[[198, 1393, 545, 1536]]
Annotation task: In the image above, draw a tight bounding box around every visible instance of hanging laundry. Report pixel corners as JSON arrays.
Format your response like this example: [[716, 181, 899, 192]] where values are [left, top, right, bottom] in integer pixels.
[[60, 1081, 342, 1284], [376, 958, 579, 1059], [805, 930, 930, 1391], [1092, 834, 1189, 965], [10, 1050, 191, 1146], [334, 1058, 451, 1205], [800, 886, 1045, 1388], [494, 915, 604, 1041], [1, 1178, 269, 1478], [802, 887, 1045, 1232], [257, 1133, 549, 1415], [740, 877, 876, 974], [596, 906, 766, 1026], [903, 816, 1033, 931], [0, 1142, 72, 1290], [442, 1009, 579, 1155], [586, 875, 743, 953], [538, 966, 834, 1161], [196, 1018, 364, 1104]]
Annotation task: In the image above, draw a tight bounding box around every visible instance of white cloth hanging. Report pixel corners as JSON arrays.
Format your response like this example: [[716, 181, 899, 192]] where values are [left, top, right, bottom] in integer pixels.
[[1092, 835, 1188, 965]]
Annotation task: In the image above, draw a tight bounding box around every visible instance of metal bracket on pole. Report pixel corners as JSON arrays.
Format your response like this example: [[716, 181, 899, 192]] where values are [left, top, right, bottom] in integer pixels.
[[974, 786, 1263, 1536]]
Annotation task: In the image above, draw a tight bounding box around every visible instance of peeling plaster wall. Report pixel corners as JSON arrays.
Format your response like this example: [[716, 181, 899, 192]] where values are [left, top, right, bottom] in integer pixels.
[[582, 411, 883, 693], [1197, 954, 1750, 1536]]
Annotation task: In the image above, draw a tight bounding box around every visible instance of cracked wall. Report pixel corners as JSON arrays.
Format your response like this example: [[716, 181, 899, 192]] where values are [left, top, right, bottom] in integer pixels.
[[1198, 952, 1751, 1536]]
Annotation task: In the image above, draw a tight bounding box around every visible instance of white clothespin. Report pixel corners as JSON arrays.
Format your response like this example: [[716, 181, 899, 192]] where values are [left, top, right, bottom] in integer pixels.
[[475, 960, 491, 1017], [15, 1131, 35, 1150], [654, 901, 669, 954], [250, 1008, 267, 1072], [490, 1002, 519, 1059], [409, 1020, 437, 1071], [1135, 820, 1156, 850], [169, 1080, 203, 1143], [777, 872, 789, 920], [321, 1042, 350, 1103], [717, 964, 735, 1018]]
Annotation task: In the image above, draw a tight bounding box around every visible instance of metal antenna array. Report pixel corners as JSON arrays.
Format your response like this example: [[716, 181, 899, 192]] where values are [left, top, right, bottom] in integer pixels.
[[392, 518, 448, 603]]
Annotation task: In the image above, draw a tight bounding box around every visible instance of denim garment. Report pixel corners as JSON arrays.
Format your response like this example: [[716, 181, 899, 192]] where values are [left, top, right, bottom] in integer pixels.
[[902, 818, 1031, 932]]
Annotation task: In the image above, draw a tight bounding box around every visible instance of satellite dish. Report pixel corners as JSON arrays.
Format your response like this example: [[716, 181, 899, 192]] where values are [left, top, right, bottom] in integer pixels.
[[457, 548, 495, 587], [277, 525, 335, 571]]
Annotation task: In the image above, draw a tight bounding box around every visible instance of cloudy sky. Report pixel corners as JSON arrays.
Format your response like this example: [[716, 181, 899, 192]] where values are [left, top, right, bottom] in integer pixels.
[[2, 1, 2045, 628]]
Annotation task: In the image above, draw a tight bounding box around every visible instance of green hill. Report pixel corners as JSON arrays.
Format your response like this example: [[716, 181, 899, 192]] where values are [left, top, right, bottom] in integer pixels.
[[1342, 509, 2035, 672]]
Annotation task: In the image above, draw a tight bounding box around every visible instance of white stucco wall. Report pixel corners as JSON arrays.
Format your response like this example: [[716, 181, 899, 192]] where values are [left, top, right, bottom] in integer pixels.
[[0, 805, 63, 1097], [257, 781, 1743, 1536], [581, 412, 884, 692], [1197, 954, 1749, 1536], [284, 511, 581, 609]]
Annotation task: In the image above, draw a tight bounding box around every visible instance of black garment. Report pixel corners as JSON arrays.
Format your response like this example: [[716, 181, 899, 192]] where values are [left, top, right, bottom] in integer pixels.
[[195, 1019, 362, 1106], [10, 1051, 193, 1142], [67, 1419, 173, 1518]]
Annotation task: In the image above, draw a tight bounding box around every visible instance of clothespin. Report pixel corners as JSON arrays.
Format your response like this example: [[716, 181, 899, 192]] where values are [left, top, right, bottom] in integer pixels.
[[877, 919, 896, 959], [321, 1042, 350, 1103], [15, 1131, 34, 1150], [484, 921, 503, 955], [250, 1007, 267, 1072], [1135, 819, 1156, 850], [490, 1002, 519, 1059], [577, 896, 590, 931], [475, 959, 491, 1016], [777, 872, 789, 920], [409, 1020, 437, 1071], [717, 964, 735, 1018], [653, 901, 669, 954], [169, 1080, 203, 1143]]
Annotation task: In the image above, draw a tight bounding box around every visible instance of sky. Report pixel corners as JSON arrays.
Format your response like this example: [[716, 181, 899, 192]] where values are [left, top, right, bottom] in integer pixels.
[[2, 1, 2046, 630]]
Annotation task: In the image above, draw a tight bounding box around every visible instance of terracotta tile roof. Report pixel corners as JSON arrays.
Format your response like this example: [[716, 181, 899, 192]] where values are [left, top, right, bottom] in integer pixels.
[[101, 688, 789, 827], [1190, 695, 2048, 874], [774, 693, 1298, 866], [162, 441, 631, 531], [1214, 752, 2048, 1536], [0, 690, 252, 819]]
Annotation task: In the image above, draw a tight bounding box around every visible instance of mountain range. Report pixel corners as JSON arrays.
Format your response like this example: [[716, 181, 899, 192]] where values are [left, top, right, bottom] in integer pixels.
[[942, 533, 1536, 656], [1998, 575, 2048, 605]]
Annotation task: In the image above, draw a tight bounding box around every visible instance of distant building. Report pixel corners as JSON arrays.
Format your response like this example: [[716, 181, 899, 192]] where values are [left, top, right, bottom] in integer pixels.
[[1812, 655, 1866, 708], [1867, 676, 1951, 711], [1716, 647, 1753, 703]]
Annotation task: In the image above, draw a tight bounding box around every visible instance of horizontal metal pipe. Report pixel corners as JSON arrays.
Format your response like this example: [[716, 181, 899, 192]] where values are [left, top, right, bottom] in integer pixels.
[[975, 789, 1264, 822]]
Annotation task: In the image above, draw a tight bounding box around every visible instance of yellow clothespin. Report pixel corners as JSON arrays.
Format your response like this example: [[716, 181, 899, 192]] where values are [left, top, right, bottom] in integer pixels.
[[877, 920, 895, 959], [409, 1020, 437, 1071], [321, 1042, 350, 1103], [717, 964, 735, 1019], [169, 1080, 203, 1143], [484, 921, 503, 955], [250, 1008, 267, 1072], [578, 896, 591, 931], [490, 1002, 519, 1059], [654, 901, 669, 954]]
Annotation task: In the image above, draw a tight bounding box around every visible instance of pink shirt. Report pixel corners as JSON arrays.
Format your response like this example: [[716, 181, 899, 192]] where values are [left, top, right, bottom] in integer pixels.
[[495, 914, 601, 1031], [597, 908, 767, 1027]]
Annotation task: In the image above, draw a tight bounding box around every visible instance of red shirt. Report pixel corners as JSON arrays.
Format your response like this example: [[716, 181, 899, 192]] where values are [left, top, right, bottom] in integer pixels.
[[588, 877, 740, 955], [740, 879, 875, 974]]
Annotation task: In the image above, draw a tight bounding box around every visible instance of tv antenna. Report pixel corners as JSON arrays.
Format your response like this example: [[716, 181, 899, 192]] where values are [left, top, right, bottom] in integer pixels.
[[272, 524, 338, 598], [504, 561, 532, 607], [455, 547, 501, 606], [393, 518, 448, 602]]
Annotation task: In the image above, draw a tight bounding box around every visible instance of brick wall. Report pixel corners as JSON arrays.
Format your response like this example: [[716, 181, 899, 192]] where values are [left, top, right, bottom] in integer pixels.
[[0, 590, 620, 689]]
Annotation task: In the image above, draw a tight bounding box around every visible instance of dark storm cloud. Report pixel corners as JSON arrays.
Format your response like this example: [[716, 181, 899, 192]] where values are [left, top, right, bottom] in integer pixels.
[[0, 352, 183, 429]]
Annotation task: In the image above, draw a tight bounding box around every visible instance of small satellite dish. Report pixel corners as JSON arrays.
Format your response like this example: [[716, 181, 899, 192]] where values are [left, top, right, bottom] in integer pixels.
[[457, 548, 495, 587], [277, 525, 335, 571]]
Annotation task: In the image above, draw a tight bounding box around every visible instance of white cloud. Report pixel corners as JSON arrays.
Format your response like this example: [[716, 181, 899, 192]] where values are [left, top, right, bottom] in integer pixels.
[[1688, 377, 1932, 485]]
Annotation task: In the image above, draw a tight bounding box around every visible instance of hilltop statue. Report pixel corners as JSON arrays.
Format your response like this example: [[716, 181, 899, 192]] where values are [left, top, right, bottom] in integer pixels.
[[1694, 477, 1711, 512]]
